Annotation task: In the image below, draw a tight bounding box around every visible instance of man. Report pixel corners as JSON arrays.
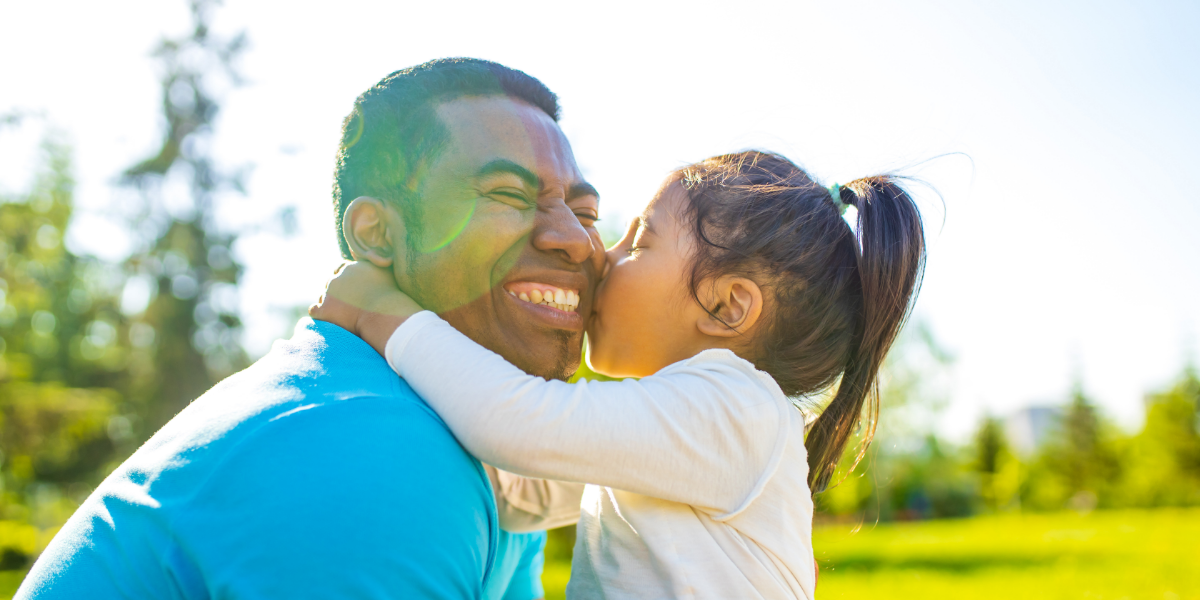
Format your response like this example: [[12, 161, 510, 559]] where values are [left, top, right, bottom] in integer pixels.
[[17, 58, 602, 599]]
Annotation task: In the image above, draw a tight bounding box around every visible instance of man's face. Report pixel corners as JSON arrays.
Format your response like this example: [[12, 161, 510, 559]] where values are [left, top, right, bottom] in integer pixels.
[[392, 96, 601, 380]]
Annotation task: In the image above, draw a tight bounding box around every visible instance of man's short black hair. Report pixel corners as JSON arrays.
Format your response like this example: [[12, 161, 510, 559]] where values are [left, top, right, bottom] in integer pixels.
[[331, 58, 561, 259]]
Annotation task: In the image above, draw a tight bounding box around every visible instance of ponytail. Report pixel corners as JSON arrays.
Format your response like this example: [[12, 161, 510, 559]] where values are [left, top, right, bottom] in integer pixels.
[[675, 152, 927, 495], [804, 177, 926, 492]]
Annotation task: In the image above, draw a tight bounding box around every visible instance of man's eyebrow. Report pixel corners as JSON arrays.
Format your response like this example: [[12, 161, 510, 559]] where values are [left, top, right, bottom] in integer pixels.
[[568, 182, 600, 201], [476, 159, 540, 189], [476, 159, 599, 201]]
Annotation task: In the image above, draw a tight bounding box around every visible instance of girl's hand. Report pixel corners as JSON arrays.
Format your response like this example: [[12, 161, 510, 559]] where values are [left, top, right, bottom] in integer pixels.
[[588, 225, 609, 279], [308, 262, 424, 357]]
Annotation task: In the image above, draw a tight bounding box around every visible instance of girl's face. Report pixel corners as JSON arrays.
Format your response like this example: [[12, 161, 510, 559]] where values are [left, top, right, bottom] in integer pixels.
[[586, 178, 713, 378]]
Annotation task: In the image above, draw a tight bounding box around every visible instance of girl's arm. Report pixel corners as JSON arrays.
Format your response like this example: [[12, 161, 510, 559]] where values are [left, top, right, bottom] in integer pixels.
[[387, 311, 793, 518], [484, 465, 584, 533]]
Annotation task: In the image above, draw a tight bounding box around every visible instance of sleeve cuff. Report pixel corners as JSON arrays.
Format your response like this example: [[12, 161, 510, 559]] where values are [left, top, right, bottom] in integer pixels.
[[383, 310, 442, 377]]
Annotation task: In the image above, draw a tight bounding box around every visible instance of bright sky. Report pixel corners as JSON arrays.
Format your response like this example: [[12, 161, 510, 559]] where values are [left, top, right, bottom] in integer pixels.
[[2, 0, 1197, 439]]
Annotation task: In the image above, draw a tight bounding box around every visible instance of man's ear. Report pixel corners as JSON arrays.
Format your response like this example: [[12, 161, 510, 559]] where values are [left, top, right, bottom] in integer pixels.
[[696, 275, 764, 339], [343, 197, 402, 268]]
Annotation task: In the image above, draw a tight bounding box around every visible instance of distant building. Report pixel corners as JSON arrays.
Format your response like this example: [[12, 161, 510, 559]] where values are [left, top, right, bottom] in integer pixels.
[[1005, 406, 1063, 456]]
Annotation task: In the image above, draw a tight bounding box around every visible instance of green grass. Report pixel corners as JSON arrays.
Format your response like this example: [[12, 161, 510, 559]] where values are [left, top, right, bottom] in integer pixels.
[[543, 508, 1200, 599], [4, 509, 1194, 598]]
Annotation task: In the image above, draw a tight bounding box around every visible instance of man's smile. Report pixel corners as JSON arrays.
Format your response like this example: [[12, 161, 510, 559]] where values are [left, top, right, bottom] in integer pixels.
[[503, 281, 580, 312], [498, 270, 590, 333]]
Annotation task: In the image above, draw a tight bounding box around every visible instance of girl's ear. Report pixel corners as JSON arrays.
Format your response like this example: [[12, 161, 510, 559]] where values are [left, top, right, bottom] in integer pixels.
[[343, 197, 402, 268], [696, 275, 764, 339]]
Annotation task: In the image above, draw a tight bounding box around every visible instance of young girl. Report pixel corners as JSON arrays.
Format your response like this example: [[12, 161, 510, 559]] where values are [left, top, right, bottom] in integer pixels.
[[315, 151, 926, 599]]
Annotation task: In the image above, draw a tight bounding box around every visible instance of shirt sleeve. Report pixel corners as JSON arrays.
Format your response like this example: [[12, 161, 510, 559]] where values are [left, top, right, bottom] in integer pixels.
[[171, 396, 497, 599], [484, 464, 584, 533], [385, 311, 792, 517]]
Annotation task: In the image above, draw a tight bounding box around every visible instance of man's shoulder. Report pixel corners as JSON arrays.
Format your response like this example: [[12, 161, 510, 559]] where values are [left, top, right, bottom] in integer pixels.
[[194, 391, 485, 500], [18, 320, 498, 600], [157, 353, 499, 599], [221, 319, 427, 410], [114, 318, 480, 522], [241, 317, 478, 448], [222, 317, 414, 409]]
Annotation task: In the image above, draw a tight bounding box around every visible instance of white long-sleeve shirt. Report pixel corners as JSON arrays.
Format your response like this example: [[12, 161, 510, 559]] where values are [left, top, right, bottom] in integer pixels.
[[386, 311, 816, 600]]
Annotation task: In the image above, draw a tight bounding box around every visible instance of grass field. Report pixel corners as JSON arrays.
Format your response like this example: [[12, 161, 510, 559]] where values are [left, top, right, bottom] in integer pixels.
[[2, 508, 1193, 598], [543, 508, 1200, 599]]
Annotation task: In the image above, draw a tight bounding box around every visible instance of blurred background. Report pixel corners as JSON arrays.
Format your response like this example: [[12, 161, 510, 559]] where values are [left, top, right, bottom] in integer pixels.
[[1, 0, 1197, 597]]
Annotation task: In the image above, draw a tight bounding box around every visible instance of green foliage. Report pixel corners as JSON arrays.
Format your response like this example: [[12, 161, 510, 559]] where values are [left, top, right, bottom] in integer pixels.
[[815, 322, 977, 521], [0, 138, 130, 389], [810, 326, 1200, 525], [0, 136, 137, 579], [1, 4, 1198, 598], [0, 2, 251, 589], [541, 525, 576, 599], [1019, 386, 1119, 511], [974, 416, 1006, 476], [818, 435, 979, 522], [1112, 370, 1200, 507], [973, 416, 1021, 512]]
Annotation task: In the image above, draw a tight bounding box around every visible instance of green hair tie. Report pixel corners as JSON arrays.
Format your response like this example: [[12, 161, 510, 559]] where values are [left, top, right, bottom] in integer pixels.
[[827, 183, 848, 215]]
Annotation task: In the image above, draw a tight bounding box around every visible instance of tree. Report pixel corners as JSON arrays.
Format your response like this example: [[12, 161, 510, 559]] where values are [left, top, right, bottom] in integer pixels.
[[0, 129, 135, 574], [971, 415, 1020, 512], [0, 0, 254, 584], [119, 0, 249, 430], [1021, 382, 1120, 511], [813, 321, 971, 521], [1117, 368, 1200, 507]]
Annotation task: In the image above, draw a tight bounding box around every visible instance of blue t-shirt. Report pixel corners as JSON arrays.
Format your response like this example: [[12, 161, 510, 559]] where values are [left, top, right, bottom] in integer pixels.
[[488, 531, 545, 600], [17, 319, 544, 600]]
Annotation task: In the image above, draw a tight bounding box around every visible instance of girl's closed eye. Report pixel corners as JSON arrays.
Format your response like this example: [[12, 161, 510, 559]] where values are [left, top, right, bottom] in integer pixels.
[[628, 236, 651, 257]]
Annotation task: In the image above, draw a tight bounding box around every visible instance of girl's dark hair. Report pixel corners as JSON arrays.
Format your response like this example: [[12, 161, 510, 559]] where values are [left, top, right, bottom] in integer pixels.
[[677, 151, 926, 493]]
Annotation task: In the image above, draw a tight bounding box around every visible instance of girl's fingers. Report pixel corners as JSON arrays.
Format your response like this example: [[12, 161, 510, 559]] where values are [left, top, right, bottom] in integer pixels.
[[588, 228, 607, 281], [308, 294, 363, 335]]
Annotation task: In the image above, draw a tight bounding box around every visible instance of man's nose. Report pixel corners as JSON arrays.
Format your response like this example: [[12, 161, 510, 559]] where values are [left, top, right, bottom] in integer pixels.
[[532, 202, 594, 265]]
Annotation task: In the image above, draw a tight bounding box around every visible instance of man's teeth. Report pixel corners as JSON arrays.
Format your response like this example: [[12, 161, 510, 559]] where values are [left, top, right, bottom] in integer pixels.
[[507, 286, 580, 312]]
